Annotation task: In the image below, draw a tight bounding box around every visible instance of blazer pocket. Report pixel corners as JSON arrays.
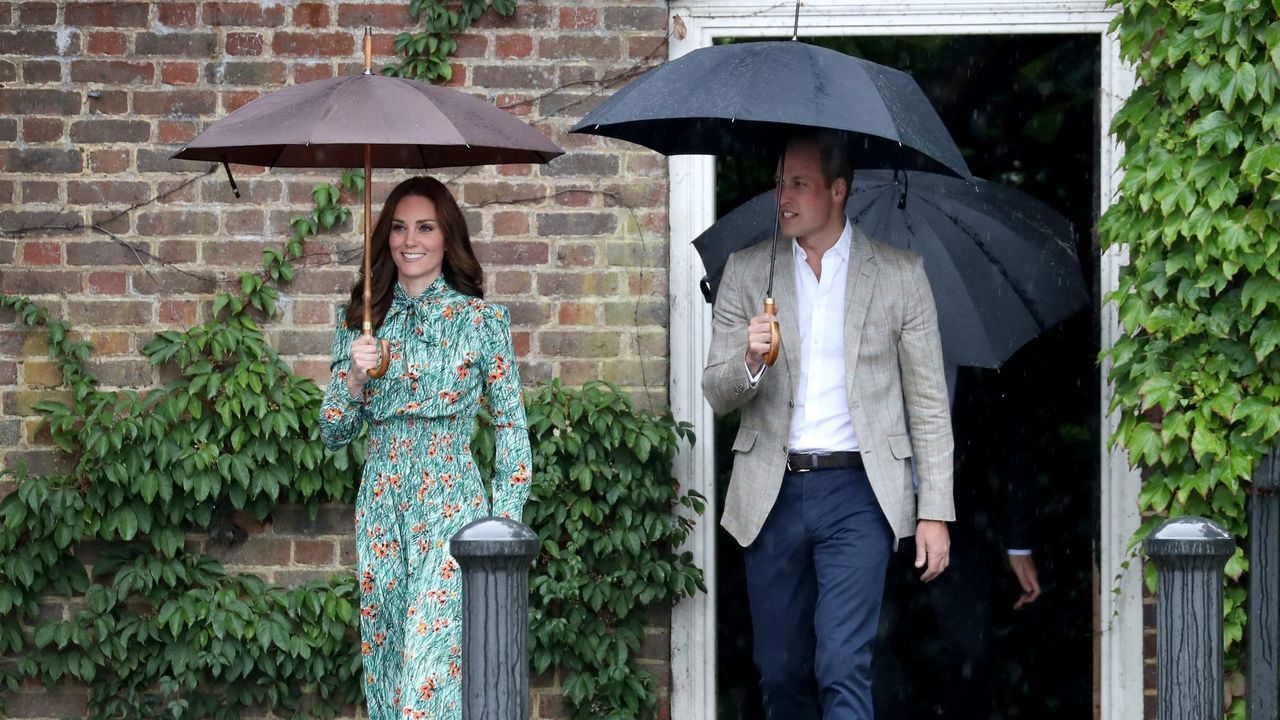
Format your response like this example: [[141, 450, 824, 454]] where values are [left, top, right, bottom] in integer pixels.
[[732, 427, 758, 454], [887, 433, 913, 459]]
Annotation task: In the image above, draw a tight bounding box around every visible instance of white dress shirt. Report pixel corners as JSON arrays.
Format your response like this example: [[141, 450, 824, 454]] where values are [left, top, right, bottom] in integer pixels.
[[788, 221, 859, 452]]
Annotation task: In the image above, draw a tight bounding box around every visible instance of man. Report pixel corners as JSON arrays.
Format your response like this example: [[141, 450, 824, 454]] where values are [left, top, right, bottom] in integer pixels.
[[702, 130, 955, 719], [874, 365, 1043, 718]]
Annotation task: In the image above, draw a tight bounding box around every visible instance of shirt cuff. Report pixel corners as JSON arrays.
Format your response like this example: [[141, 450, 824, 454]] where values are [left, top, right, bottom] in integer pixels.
[[340, 373, 365, 404], [744, 360, 766, 387], [1007, 548, 1033, 556]]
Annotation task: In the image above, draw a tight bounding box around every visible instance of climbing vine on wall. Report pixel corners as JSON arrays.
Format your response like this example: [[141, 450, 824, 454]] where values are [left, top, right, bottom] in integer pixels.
[[1100, 1, 1280, 715]]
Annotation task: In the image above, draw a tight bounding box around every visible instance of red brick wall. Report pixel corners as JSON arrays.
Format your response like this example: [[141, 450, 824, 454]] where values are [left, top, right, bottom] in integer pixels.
[[0, 2, 674, 718]]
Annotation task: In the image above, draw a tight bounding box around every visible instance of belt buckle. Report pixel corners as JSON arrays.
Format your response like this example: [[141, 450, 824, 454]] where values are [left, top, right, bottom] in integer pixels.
[[786, 454, 811, 473]]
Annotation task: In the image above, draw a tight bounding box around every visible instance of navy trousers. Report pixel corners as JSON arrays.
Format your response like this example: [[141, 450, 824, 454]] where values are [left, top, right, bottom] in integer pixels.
[[744, 467, 894, 720]]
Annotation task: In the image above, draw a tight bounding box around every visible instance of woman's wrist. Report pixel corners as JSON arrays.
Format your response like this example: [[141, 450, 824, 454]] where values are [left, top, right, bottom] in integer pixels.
[[345, 373, 365, 402]]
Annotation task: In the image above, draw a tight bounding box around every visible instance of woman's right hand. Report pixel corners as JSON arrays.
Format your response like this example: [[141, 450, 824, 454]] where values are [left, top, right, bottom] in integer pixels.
[[346, 334, 381, 398]]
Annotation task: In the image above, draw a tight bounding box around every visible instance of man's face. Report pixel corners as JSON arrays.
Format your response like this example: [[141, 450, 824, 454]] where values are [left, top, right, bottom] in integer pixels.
[[777, 140, 845, 242]]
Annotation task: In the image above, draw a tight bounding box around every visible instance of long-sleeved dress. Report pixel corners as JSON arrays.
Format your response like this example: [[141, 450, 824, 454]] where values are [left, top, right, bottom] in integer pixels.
[[319, 277, 532, 720]]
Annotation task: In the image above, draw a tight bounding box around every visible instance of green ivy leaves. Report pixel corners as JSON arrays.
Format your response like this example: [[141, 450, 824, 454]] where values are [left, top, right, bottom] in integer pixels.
[[391, 0, 517, 82], [517, 380, 705, 720], [1103, 1, 1280, 715]]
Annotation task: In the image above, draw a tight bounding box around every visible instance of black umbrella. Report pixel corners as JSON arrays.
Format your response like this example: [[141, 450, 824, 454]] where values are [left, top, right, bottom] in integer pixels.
[[693, 171, 1089, 368], [570, 40, 971, 179], [571, 40, 971, 366]]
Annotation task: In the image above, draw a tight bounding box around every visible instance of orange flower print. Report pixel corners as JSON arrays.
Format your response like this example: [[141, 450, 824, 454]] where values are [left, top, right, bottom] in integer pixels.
[[441, 305, 455, 320], [511, 463, 529, 485], [441, 502, 461, 519], [440, 558, 458, 581], [371, 540, 400, 559], [323, 407, 345, 421], [360, 570, 375, 594], [362, 641, 373, 656]]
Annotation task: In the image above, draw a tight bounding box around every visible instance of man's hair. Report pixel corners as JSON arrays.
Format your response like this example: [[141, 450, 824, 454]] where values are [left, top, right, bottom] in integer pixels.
[[788, 130, 853, 194]]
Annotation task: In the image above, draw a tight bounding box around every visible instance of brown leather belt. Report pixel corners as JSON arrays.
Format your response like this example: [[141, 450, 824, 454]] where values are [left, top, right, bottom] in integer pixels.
[[786, 451, 864, 473]]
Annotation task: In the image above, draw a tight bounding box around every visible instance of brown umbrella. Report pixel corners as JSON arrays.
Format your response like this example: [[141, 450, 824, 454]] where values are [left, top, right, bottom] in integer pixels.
[[174, 28, 563, 377]]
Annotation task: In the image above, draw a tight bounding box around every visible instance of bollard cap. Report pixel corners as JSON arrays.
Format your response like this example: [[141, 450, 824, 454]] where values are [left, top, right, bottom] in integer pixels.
[[450, 516, 539, 560], [1144, 516, 1235, 559]]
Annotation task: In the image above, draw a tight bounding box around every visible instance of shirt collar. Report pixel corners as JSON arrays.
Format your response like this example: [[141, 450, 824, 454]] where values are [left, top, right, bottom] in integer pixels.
[[387, 275, 450, 319], [792, 218, 853, 263]]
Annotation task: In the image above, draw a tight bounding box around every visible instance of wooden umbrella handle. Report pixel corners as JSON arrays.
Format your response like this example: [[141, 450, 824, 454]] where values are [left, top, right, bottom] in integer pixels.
[[763, 297, 780, 366], [360, 140, 389, 379], [364, 326, 390, 379]]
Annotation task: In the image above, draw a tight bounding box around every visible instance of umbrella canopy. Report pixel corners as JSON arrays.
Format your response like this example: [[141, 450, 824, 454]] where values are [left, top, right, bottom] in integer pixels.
[[570, 40, 971, 179], [694, 171, 1089, 368], [173, 73, 562, 168], [173, 29, 563, 379]]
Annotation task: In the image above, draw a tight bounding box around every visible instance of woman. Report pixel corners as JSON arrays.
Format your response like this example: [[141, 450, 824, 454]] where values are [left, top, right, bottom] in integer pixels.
[[319, 176, 532, 720]]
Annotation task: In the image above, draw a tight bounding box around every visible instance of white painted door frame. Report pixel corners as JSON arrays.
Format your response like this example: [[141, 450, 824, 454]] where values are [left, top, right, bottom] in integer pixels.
[[664, 2, 1140, 719]]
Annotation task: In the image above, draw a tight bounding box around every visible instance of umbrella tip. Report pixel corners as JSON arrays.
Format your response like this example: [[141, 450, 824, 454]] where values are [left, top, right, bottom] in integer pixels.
[[363, 26, 373, 75], [221, 159, 241, 199], [791, 1, 801, 40]]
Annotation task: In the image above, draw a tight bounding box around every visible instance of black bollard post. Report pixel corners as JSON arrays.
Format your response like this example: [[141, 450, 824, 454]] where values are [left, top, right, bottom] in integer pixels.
[[1145, 516, 1234, 720], [450, 517, 538, 720], [1249, 449, 1280, 719]]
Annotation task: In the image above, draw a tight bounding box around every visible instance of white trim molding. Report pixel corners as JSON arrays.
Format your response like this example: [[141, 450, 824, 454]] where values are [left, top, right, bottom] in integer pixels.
[[664, 3, 1140, 720]]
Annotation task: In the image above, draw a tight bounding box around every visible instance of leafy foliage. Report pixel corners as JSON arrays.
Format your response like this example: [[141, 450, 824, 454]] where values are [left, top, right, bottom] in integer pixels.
[[0, 280, 366, 719], [1101, 1, 1280, 714], [519, 381, 704, 720], [388, 0, 519, 81]]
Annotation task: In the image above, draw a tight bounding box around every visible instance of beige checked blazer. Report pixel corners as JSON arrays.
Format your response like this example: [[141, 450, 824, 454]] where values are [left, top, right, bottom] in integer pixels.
[[703, 225, 955, 548]]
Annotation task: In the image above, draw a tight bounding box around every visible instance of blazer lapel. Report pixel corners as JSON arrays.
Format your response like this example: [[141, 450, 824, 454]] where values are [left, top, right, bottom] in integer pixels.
[[844, 225, 877, 404], [770, 239, 802, 397]]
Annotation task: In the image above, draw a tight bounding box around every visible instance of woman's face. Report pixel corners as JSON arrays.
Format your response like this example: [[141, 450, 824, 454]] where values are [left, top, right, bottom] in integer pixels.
[[388, 193, 445, 296]]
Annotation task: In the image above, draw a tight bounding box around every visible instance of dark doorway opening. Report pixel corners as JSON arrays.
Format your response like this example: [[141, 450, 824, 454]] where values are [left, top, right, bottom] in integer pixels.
[[712, 33, 1101, 720]]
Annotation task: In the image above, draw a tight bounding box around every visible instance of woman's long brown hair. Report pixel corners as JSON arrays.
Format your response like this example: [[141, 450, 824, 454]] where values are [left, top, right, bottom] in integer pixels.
[[344, 176, 484, 331]]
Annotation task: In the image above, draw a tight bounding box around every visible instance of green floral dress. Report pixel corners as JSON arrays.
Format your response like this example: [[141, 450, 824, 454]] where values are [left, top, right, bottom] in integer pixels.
[[319, 277, 532, 720]]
